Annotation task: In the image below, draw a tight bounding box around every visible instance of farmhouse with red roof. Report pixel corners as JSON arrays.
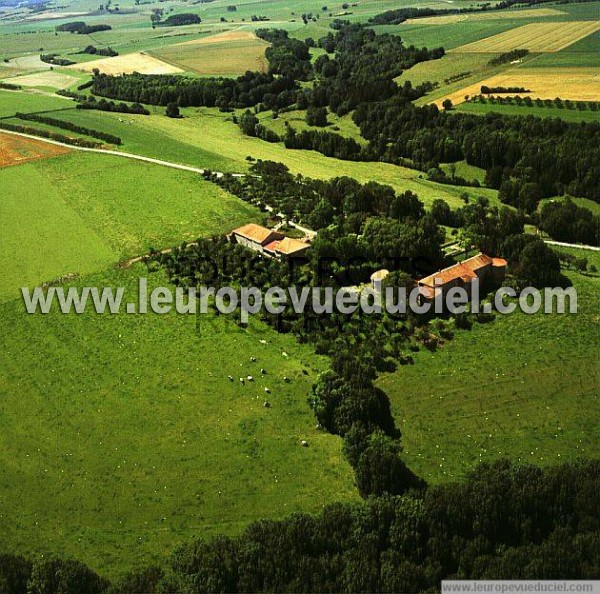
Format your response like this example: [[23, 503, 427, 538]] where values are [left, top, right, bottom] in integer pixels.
[[418, 253, 507, 301], [229, 224, 310, 259]]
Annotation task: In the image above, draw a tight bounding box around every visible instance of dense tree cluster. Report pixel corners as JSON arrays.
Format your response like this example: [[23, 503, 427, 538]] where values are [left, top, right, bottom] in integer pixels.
[[237, 110, 280, 142], [15, 112, 122, 144], [55, 21, 111, 34], [40, 53, 75, 66], [256, 28, 312, 80], [538, 199, 600, 246], [489, 49, 529, 66], [155, 13, 201, 26], [354, 101, 600, 206], [91, 71, 299, 111], [81, 45, 118, 57], [313, 24, 444, 115]]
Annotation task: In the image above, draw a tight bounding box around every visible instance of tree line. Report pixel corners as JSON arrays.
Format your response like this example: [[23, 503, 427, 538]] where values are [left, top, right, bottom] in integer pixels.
[[0, 121, 103, 148], [55, 21, 112, 34], [368, 0, 593, 25], [15, 112, 122, 145], [90, 70, 299, 111]]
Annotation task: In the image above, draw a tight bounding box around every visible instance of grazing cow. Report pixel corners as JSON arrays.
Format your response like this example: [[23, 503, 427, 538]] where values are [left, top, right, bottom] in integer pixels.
[[261, 368, 267, 375], [228, 375, 234, 381], [264, 387, 270, 394], [239, 378, 245, 385], [263, 400, 271, 408], [247, 375, 254, 381], [301, 440, 309, 447]]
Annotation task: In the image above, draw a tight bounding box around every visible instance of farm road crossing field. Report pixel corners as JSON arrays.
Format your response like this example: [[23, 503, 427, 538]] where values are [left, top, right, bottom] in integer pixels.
[[453, 21, 600, 53]]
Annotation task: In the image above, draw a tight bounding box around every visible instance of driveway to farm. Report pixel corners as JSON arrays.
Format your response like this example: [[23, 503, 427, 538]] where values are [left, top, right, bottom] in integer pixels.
[[543, 240, 600, 252]]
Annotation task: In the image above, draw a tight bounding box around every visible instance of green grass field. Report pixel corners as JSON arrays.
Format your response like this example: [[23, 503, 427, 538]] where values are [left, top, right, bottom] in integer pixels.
[[0, 265, 358, 577], [258, 108, 367, 143], [539, 196, 600, 216], [380, 255, 600, 483], [456, 101, 600, 123], [50, 105, 500, 208], [0, 89, 74, 117], [0, 151, 258, 302]]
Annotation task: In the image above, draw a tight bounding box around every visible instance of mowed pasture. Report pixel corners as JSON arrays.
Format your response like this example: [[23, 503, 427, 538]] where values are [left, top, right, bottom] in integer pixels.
[[453, 21, 600, 53], [0, 150, 258, 302], [0, 266, 358, 577], [380, 260, 600, 483], [69, 51, 183, 76], [50, 105, 501, 208], [151, 30, 269, 76], [0, 131, 70, 167], [434, 67, 600, 107]]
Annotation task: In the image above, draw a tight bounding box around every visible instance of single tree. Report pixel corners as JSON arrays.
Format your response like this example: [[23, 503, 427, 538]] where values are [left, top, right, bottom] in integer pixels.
[[165, 102, 180, 118]]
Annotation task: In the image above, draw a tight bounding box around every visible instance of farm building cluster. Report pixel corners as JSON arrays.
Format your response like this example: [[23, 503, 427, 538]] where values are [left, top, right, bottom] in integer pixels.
[[229, 223, 311, 259], [370, 253, 507, 301], [417, 253, 507, 300]]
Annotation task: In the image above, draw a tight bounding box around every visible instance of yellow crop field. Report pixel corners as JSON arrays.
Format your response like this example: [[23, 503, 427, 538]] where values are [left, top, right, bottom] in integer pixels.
[[69, 52, 183, 76], [405, 8, 566, 25], [151, 30, 269, 76], [4, 70, 77, 89], [452, 21, 600, 53], [432, 67, 600, 107]]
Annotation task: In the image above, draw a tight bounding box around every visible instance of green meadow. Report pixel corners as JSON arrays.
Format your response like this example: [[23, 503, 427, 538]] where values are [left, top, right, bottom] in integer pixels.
[[380, 257, 600, 483], [0, 152, 258, 302], [0, 266, 358, 577], [48, 105, 500, 208]]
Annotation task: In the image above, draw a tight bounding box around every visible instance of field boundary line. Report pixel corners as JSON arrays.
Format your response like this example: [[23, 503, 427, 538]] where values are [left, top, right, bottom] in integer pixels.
[[0, 127, 238, 176]]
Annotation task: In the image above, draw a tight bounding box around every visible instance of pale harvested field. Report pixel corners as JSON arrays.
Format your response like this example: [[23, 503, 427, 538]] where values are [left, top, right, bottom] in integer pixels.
[[406, 8, 565, 25], [453, 21, 600, 53], [69, 52, 183, 75], [177, 29, 258, 46], [5, 70, 78, 89], [432, 67, 600, 107], [152, 30, 269, 75], [0, 133, 70, 168], [24, 10, 89, 21]]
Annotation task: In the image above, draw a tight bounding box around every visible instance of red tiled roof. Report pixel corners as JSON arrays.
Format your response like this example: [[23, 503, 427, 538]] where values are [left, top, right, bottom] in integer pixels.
[[231, 224, 282, 245], [418, 253, 505, 288], [265, 237, 310, 256]]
